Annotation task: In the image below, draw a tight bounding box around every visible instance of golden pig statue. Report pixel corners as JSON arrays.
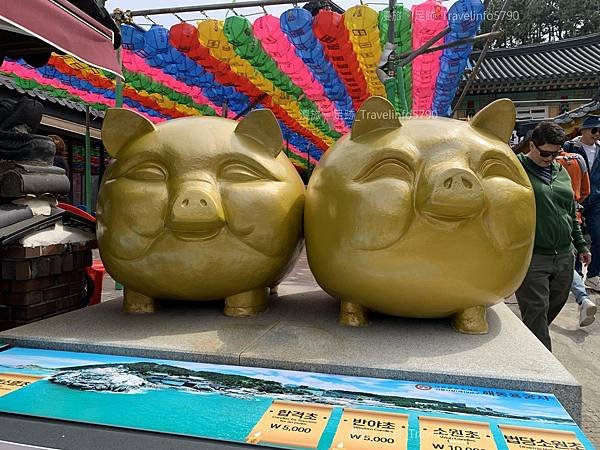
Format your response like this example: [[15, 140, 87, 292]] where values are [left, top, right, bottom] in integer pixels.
[[305, 97, 535, 334], [97, 108, 304, 316]]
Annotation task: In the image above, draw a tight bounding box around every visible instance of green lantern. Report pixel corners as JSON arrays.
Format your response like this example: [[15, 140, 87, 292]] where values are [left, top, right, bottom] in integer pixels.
[[224, 16, 254, 47], [378, 5, 412, 114]]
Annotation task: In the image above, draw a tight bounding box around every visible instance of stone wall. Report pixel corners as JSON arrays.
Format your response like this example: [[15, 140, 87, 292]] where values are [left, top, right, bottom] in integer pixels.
[[0, 241, 95, 331]]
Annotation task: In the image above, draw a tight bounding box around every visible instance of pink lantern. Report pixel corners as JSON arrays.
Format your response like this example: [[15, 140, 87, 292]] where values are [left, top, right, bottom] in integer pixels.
[[412, 0, 448, 115], [253, 15, 281, 45]]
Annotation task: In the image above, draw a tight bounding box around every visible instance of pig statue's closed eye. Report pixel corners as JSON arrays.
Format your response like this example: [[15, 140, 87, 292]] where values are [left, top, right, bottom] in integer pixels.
[[304, 97, 535, 334], [97, 108, 305, 316]]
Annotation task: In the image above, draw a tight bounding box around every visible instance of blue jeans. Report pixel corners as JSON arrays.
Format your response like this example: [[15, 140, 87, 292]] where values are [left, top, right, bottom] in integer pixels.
[[571, 270, 587, 305], [584, 206, 600, 278]]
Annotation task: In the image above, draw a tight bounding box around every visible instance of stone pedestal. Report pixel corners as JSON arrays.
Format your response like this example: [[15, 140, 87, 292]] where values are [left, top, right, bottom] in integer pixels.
[[0, 285, 582, 422]]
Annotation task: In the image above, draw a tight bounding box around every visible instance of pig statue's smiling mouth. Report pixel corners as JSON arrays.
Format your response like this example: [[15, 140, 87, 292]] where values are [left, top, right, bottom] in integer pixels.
[[169, 228, 223, 242], [422, 210, 481, 225], [166, 222, 255, 243]]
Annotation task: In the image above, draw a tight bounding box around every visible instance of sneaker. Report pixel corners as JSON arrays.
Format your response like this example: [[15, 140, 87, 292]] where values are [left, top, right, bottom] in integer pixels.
[[584, 276, 600, 292], [579, 298, 597, 327]]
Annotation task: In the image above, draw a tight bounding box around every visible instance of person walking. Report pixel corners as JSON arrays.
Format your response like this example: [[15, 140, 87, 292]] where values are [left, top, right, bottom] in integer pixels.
[[49, 134, 69, 177], [516, 122, 591, 351], [571, 271, 597, 327], [562, 116, 600, 291], [556, 148, 597, 327]]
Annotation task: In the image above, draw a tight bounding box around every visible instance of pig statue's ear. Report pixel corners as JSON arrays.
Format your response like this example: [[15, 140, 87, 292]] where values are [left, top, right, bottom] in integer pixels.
[[470, 99, 516, 143], [351, 96, 401, 141], [235, 109, 283, 158], [102, 108, 156, 158]]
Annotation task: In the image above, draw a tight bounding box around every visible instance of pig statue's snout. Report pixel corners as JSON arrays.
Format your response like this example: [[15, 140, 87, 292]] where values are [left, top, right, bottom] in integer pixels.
[[168, 182, 225, 233], [421, 167, 484, 220]]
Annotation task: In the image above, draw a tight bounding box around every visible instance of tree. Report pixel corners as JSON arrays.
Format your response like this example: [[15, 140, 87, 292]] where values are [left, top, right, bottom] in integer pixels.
[[478, 0, 600, 48]]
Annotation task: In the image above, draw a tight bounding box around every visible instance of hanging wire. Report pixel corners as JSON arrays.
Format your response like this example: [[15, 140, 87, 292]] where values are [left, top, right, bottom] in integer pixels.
[[144, 15, 157, 25], [200, 10, 211, 19], [173, 13, 186, 22], [261, 5, 268, 15]]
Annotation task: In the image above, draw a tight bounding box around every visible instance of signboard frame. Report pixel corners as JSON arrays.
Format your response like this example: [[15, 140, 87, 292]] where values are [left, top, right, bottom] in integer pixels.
[[0, 346, 592, 450]]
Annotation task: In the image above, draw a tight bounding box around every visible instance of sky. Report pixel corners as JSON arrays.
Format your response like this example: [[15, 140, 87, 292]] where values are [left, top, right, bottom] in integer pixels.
[[105, 0, 459, 30]]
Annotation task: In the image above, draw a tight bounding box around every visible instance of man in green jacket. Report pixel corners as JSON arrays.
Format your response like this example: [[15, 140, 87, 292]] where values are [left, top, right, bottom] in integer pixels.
[[516, 122, 591, 351]]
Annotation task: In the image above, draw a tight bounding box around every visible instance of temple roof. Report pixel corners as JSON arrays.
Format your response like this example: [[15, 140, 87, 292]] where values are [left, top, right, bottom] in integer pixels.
[[462, 33, 600, 93]]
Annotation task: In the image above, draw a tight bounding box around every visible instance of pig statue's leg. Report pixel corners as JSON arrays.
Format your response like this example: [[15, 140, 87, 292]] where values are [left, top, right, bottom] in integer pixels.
[[451, 305, 488, 334], [269, 285, 279, 296], [123, 288, 158, 314], [339, 300, 369, 327], [224, 288, 268, 317]]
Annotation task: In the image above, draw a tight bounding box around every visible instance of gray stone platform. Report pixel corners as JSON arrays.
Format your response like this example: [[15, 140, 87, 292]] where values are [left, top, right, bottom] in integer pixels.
[[0, 285, 582, 422]]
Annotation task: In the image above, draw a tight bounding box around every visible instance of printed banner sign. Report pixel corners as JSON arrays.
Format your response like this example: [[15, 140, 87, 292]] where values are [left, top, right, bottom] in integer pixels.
[[246, 400, 332, 447], [0, 347, 593, 449], [500, 424, 586, 450], [331, 408, 408, 450], [419, 416, 497, 450], [0, 373, 44, 397]]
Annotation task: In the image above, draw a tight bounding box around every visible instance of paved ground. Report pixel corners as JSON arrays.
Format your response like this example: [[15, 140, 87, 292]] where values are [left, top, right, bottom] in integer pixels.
[[97, 250, 600, 446], [505, 293, 600, 445]]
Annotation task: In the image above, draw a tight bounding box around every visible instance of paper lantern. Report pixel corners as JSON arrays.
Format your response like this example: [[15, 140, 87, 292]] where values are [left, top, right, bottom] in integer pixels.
[[412, 0, 448, 116], [344, 5, 386, 97], [212, 17, 338, 143], [447, 0, 485, 37], [169, 22, 198, 52], [281, 8, 354, 128], [280, 7, 313, 37], [432, 0, 484, 116], [121, 25, 145, 52], [378, 6, 412, 114], [145, 25, 170, 55], [223, 16, 254, 47]]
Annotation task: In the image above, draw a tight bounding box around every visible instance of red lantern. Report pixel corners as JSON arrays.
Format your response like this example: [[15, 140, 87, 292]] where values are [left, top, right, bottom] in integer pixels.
[[312, 9, 368, 108], [169, 23, 198, 52], [187, 43, 211, 61], [313, 10, 346, 41]]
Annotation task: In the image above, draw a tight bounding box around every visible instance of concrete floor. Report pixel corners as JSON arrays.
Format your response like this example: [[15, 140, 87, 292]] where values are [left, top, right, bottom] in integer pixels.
[[98, 250, 600, 447]]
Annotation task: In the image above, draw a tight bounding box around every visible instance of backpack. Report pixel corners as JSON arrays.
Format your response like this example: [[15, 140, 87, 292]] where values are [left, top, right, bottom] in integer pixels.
[[556, 151, 590, 223], [562, 139, 600, 173], [557, 151, 588, 177]]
